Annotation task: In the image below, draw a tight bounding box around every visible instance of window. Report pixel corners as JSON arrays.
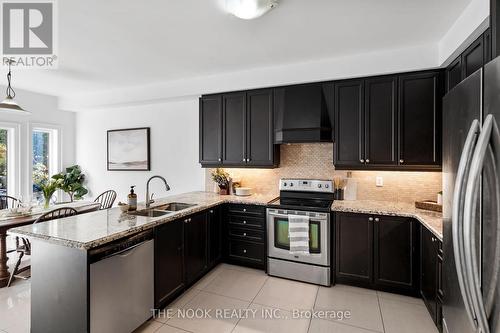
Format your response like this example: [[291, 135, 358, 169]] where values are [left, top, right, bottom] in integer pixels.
[[32, 127, 59, 201], [0, 123, 20, 198], [0, 129, 8, 196]]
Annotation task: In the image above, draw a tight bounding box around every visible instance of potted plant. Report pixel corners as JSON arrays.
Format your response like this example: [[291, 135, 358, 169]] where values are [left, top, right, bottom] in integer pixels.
[[211, 168, 230, 195], [52, 165, 89, 202]]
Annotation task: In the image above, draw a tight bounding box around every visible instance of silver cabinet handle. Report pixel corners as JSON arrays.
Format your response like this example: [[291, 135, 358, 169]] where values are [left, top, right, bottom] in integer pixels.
[[243, 208, 246, 212], [243, 220, 247, 224], [209, 210, 213, 214], [242, 158, 246, 162], [399, 159, 404, 164], [368, 217, 373, 222], [360, 159, 365, 163], [184, 219, 189, 223], [247, 158, 251, 162], [452, 119, 479, 329], [366, 159, 370, 163], [218, 158, 221, 162], [463, 114, 499, 333], [374, 217, 379, 222], [243, 232, 247, 236], [243, 249, 247, 253]]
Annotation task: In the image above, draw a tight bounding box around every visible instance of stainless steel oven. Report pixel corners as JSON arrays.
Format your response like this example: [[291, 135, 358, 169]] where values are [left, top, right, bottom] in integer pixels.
[[266, 179, 333, 286]]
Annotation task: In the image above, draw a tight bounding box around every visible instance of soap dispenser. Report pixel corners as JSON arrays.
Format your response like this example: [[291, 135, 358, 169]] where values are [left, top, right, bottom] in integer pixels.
[[128, 186, 137, 211]]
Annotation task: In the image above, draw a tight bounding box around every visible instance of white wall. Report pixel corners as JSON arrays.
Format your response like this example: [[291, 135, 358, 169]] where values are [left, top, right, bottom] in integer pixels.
[[75, 97, 204, 204], [438, 0, 489, 66], [0, 86, 76, 200]]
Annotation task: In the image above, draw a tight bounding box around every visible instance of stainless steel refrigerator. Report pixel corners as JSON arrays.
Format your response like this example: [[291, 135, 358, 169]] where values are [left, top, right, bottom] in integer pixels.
[[442, 56, 500, 333]]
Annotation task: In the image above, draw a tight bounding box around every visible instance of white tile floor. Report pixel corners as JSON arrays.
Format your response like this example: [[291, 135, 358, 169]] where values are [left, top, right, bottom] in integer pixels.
[[0, 261, 438, 333]]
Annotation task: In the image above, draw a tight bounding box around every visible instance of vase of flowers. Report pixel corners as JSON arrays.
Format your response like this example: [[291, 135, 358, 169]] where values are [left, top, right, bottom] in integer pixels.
[[39, 179, 62, 209], [211, 168, 230, 195]]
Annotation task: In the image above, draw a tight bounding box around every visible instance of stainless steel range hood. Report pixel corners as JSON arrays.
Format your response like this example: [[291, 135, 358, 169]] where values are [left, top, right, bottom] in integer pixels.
[[273, 83, 333, 143]]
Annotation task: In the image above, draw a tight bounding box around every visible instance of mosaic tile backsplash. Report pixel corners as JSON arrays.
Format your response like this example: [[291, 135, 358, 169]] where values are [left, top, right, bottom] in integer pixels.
[[205, 143, 442, 204]]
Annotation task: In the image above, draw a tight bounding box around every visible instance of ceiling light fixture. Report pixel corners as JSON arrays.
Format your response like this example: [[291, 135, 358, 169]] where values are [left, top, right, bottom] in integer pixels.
[[225, 0, 278, 20], [0, 59, 29, 114]]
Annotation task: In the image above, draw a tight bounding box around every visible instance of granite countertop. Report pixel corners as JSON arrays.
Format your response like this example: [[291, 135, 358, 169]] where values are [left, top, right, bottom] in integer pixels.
[[9, 191, 443, 250], [8, 191, 276, 250], [331, 200, 443, 240]]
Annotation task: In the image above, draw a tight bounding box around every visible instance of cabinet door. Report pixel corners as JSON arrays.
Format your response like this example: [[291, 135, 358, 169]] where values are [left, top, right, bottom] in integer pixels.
[[420, 227, 438, 323], [484, 28, 492, 64], [184, 212, 208, 285], [246, 89, 275, 166], [373, 216, 417, 294], [334, 80, 365, 168], [462, 36, 484, 79], [446, 57, 463, 92], [398, 71, 443, 168], [222, 92, 246, 165], [335, 213, 373, 287], [364, 76, 397, 166], [199, 95, 222, 165], [208, 207, 221, 268], [155, 219, 184, 307]]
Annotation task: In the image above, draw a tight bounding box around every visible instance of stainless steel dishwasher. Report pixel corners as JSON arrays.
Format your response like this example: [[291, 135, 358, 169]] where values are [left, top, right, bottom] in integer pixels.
[[89, 230, 154, 333]]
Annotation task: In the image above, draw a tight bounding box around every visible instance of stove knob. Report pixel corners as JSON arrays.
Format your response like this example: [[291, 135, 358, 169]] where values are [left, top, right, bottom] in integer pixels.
[[283, 182, 287, 187], [290, 183, 293, 187], [318, 184, 322, 188], [325, 184, 329, 188]]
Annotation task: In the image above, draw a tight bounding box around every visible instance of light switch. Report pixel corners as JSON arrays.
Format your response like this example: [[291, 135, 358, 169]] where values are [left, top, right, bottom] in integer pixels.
[[376, 176, 384, 187]]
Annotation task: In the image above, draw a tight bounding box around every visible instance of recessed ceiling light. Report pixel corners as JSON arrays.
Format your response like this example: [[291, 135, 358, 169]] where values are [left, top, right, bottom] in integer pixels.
[[224, 0, 278, 20]]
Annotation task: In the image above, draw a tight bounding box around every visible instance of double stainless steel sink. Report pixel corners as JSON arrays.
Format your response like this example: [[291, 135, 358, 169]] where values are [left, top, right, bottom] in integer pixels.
[[129, 202, 196, 217]]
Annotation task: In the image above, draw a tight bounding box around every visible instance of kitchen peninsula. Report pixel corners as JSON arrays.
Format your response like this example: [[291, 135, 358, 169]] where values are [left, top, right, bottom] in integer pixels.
[[8, 191, 443, 333]]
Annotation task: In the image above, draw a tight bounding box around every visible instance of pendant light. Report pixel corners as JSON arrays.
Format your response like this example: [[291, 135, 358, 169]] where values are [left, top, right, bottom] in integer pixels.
[[225, 0, 278, 20], [0, 60, 29, 114]]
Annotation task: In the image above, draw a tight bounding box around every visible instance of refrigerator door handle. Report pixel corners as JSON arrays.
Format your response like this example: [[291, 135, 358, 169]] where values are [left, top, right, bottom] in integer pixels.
[[452, 119, 480, 328], [464, 114, 500, 333]]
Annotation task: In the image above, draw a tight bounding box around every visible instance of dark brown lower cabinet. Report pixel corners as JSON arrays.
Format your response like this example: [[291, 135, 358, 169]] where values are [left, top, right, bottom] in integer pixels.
[[335, 212, 373, 287], [207, 207, 222, 268], [224, 204, 266, 269], [421, 226, 443, 332], [335, 212, 418, 295], [154, 218, 184, 308], [184, 211, 208, 285], [373, 216, 418, 295]]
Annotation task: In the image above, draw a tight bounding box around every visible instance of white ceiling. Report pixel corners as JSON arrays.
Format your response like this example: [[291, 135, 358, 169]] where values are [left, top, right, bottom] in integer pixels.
[[7, 0, 474, 106]]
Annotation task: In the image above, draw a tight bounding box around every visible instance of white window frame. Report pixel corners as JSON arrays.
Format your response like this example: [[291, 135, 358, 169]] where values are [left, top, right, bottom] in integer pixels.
[[28, 123, 62, 200], [0, 122, 21, 198]]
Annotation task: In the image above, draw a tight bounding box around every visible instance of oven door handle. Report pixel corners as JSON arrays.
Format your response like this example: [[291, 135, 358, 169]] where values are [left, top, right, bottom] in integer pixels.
[[267, 211, 327, 221]]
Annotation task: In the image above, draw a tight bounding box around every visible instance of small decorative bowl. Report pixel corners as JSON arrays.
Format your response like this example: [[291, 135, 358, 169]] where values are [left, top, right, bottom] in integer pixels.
[[118, 202, 129, 212]]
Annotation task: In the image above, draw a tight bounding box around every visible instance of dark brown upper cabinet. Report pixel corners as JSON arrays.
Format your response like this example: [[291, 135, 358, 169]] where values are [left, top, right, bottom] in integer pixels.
[[333, 79, 365, 168], [445, 29, 491, 92], [398, 71, 443, 170], [446, 57, 462, 92], [335, 73, 438, 171], [222, 92, 246, 165], [246, 89, 277, 166], [364, 76, 398, 166], [199, 89, 279, 168], [462, 36, 484, 78], [199, 95, 222, 165]]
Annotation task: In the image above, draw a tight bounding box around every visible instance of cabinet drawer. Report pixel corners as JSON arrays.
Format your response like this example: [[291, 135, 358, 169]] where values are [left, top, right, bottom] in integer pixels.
[[226, 204, 265, 217], [228, 240, 265, 264], [228, 226, 265, 242], [227, 214, 265, 229]]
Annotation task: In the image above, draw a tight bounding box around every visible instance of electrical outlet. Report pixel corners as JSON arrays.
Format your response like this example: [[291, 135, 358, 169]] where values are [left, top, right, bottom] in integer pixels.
[[376, 176, 384, 187]]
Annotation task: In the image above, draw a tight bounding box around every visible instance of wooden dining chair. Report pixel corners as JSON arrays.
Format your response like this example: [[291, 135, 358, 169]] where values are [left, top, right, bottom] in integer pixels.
[[94, 190, 117, 210], [0, 195, 19, 210], [1, 195, 21, 255], [7, 207, 78, 287]]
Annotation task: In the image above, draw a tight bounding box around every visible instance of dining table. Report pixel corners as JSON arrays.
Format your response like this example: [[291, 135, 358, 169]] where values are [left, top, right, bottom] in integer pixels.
[[0, 201, 101, 288]]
